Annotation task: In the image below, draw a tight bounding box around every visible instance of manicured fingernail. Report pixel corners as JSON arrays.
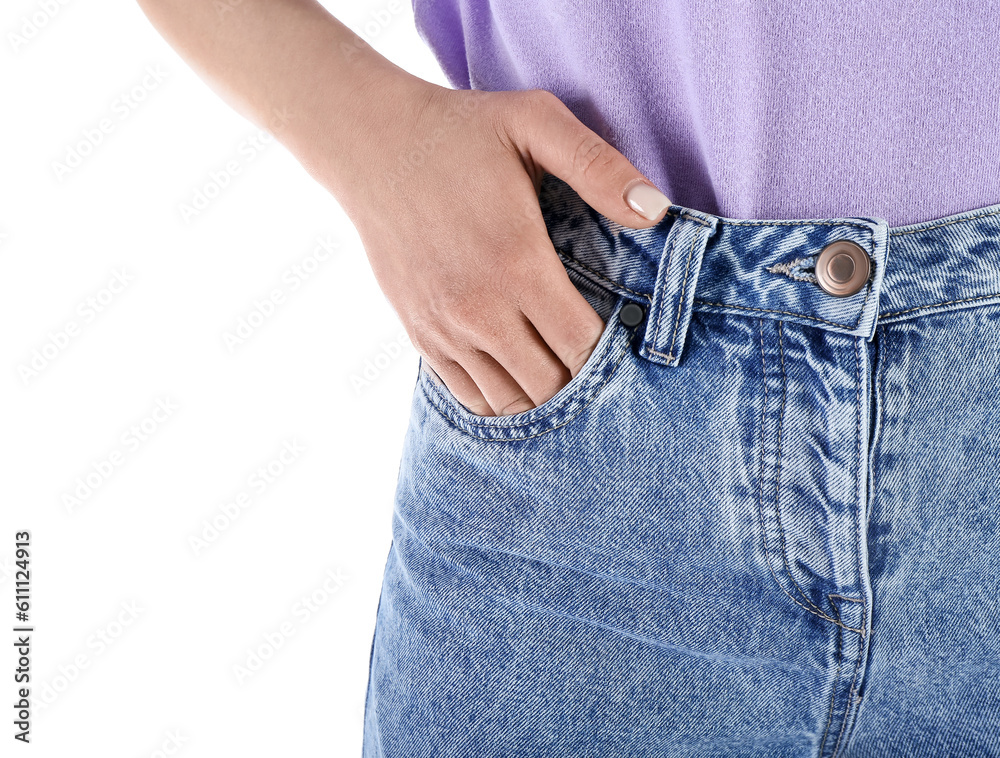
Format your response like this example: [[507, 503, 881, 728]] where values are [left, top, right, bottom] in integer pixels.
[[625, 181, 671, 221]]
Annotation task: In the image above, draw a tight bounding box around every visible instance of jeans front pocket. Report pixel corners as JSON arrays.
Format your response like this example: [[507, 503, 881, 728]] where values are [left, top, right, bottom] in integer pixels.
[[415, 272, 641, 442]]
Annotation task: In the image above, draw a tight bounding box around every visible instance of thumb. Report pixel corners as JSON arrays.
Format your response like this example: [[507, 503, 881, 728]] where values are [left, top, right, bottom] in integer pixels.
[[510, 89, 672, 228]]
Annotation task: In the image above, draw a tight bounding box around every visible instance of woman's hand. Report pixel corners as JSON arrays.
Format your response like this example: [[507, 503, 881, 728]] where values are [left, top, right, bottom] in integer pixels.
[[134, 0, 670, 415], [318, 77, 671, 416]]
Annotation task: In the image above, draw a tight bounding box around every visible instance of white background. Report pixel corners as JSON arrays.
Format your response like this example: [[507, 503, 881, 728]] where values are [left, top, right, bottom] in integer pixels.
[[0, 1, 448, 755]]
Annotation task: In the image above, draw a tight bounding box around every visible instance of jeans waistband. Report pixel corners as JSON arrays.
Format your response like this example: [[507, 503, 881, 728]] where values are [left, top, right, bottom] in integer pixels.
[[538, 174, 1000, 367]]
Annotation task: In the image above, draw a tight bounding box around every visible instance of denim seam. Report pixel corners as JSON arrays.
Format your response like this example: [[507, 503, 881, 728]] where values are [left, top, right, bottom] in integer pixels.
[[554, 247, 654, 302], [773, 321, 836, 620], [557, 250, 875, 331], [558, 229, 877, 332], [870, 328, 886, 524], [835, 670, 864, 758], [650, 230, 701, 361], [864, 327, 882, 525], [667, 232, 700, 359], [833, 610, 866, 758], [418, 328, 634, 440], [879, 292, 1000, 319], [703, 217, 876, 230], [819, 602, 844, 757], [649, 226, 681, 358], [831, 337, 871, 757], [852, 338, 866, 631], [694, 286, 871, 331], [889, 205, 1000, 236], [839, 676, 867, 754], [754, 320, 863, 634], [665, 208, 714, 227], [852, 337, 867, 629], [564, 264, 617, 307], [841, 691, 866, 754], [829, 592, 863, 605], [819, 594, 866, 757]]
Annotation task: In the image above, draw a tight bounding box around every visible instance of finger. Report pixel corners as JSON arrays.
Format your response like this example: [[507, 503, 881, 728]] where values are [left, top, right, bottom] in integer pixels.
[[516, 253, 607, 381], [421, 355, 493, 416], [426, 348, 537, 417], [468, 310, 576, 410], [457, 347, 537, 416], [509, 89, 672, 228]]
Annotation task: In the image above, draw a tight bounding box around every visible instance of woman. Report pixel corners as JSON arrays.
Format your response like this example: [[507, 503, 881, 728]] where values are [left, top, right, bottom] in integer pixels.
[[138, 1, 1000, 755]]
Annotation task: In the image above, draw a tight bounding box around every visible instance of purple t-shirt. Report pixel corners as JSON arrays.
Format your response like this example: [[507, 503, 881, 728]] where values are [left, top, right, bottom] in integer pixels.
[[413, 0, 1000, 226]]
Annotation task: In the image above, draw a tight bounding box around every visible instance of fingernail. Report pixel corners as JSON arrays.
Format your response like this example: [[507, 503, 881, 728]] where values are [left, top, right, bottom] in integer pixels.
[[625, 181, 671, 221]]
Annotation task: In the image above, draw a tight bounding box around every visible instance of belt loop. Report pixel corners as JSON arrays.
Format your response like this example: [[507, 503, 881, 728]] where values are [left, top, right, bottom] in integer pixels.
[[640, 209, 719, 368]]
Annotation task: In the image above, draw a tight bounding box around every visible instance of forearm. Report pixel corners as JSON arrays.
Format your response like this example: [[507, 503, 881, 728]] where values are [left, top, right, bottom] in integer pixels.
[[135, 0, 436, 203]]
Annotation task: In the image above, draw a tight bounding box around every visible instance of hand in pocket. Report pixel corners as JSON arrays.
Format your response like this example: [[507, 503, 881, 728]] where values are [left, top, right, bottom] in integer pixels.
[[342, 82, 670, 416]]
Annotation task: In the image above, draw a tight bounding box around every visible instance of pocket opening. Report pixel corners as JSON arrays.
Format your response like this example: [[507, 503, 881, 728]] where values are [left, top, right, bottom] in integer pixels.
[[416, 291, 636, 441]]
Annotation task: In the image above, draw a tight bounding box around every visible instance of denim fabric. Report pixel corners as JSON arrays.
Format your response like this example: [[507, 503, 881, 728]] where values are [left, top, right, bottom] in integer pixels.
[[362, 172, 1000, 757]]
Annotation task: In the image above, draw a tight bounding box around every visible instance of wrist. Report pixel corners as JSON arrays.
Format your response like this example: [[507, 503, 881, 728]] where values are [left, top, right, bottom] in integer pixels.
[[281, 54, 443, 201]]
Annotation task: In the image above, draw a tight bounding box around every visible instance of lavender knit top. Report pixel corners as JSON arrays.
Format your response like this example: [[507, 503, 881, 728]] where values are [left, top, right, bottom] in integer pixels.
[[412, 0, 1000, 226]]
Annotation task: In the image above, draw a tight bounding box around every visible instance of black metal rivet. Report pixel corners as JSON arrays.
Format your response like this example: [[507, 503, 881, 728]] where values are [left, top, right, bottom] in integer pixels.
[[618, 302, 645, 327]]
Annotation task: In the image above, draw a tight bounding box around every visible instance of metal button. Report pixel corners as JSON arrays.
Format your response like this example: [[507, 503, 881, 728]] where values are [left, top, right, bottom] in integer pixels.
[[619, 302, 645, 327], [815, 240, 871, 297]]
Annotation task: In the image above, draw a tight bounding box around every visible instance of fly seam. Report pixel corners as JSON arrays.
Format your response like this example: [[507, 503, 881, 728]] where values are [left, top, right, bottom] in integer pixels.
[[754, 320, 863, 633], [773, 321, 833, 620], [828, 592, 863, 604], [832, 601, 867, 757], [853, 334, 869, 637], [819, 599, 845, 757], [831, 337, 872, 756]]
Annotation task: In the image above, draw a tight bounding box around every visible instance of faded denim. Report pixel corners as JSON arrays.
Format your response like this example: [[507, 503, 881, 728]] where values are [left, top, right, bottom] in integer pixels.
[[362, 172, 1000, 757]]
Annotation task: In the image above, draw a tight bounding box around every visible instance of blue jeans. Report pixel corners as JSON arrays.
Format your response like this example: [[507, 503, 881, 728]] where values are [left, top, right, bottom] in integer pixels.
[[362, 173, 1000, 757]]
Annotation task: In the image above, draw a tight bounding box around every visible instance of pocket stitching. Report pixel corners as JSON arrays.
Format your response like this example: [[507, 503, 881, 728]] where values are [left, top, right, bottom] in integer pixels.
[[418, 321, 634, 440], [419, 309, 622, 428]]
